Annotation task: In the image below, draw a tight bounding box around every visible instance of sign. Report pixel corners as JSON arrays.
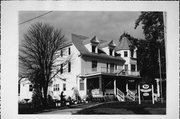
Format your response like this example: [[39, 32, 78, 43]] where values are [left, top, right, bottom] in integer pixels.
[[143, 93, 149, 96], [138, 84, 154, 104], [91, 89, 103, 97], [142, 84, 149, 89]]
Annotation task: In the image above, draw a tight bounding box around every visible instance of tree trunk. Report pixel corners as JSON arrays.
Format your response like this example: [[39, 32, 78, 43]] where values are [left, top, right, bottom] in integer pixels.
[[43, 84, 48, 108]]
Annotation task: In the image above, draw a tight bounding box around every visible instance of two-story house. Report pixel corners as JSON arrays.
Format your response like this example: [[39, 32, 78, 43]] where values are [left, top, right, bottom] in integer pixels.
[[18, 33, 140, 102]]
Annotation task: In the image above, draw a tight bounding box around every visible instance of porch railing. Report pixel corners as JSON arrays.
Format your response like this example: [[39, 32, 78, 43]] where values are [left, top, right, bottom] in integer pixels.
[[116, 88, 125, 101], [84, 67, 119, 75], [126, 89, 136, 101], [120, 70, 140, 76], [83, 67, 140, 76]]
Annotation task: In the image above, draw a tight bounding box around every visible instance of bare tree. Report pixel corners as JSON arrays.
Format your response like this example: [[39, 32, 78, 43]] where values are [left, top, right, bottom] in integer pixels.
[[19, 22, 70, 106]]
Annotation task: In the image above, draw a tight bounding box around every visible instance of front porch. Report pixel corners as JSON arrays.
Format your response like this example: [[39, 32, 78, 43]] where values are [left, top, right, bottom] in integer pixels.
[[79, 73, 141, 101]]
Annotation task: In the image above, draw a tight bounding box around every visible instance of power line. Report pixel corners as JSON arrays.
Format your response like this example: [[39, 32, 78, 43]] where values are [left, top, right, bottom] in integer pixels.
[[19, 11, 53, 25]]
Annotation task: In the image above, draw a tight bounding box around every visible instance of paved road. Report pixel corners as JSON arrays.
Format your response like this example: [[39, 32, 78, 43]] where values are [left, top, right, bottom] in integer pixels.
[[38, 103, 101, 114]]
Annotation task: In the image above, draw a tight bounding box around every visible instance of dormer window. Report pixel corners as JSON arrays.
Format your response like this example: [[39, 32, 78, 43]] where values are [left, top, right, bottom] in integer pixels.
[[109, 49, 113, 56], [91, 36, 99, 53], [108, 40, 116, 56], [92, 45, 96, 53]]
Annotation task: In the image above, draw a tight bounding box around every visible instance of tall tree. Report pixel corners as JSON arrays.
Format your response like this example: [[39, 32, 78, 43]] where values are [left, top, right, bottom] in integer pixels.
[[19, 23, 69, 107], [135, 12, 166, 79]]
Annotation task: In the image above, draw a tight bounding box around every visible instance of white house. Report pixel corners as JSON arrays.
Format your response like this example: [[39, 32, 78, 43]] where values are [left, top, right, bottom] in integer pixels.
[[18, 33, 140, 102]]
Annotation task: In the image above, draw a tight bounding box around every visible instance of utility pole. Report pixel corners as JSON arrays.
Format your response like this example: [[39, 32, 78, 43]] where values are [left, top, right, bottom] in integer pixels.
[[158, 48, 163, 103]]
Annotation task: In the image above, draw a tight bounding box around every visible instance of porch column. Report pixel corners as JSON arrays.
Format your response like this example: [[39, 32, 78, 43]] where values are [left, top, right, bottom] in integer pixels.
[[84, 78, 87, 96], [114, 79, 117, 95], [126, 82, 129, 92], [155, 78, 160, 97]]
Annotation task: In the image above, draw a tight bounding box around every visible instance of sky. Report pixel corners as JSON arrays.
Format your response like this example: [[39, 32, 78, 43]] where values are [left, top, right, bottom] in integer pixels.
[[19, 11, 145, 44]]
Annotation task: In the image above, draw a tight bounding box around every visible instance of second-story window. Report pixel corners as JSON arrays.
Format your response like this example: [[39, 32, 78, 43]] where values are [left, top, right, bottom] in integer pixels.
[[68, 62, 71, 72], [125, 64, 128, 71], [124, 51, 128, 57], [109, 49, 113, 56], [63, 83, 66, 91], [60, 64, 63, 74], [53, 84, 59, 91], [92, 45, 96, 53], [92, 60, 97, 71], [110, 63, 114, 73], [106, 63, 109, 72], [131, 64, 136, 71], [29, 84, 33, 92], [115, 64, 117, 71], [61, 50, 63, 57]]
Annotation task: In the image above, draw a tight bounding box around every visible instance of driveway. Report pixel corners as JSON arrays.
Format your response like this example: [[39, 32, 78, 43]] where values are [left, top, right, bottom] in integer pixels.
[[37, 101, 166, 115]]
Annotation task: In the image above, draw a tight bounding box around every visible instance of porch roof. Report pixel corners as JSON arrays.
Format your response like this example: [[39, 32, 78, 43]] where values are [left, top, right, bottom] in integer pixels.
[[79, 72, 141, 80]]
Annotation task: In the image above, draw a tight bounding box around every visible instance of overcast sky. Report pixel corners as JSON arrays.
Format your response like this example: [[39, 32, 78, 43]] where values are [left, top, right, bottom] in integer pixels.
[[19, 11, 145, 44]]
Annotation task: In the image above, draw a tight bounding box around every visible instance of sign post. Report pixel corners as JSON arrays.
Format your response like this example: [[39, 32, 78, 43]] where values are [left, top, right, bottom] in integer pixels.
[[138, 85, 141, 104], [152, 85, 154, 104]]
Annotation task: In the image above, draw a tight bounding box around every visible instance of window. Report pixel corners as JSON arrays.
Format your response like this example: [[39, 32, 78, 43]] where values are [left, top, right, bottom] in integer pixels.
[[115, 64, 117, 70], [29, 84, 33, 92], [106, 63, 109, 72], [53, 84, 59, 91], [92, 45, 96, 53], [109, 49, 113, 56], [131, 64, 136, 71], [18, 84, 20, 95], [124, 51, 128, 57], [68, 47, 71, 55], [131, 50, 134, 58], [61, 50, 63, 57], [92, 60, 97, 71], [80, 79, 84, 90], [68, 62, 71, 72], [125, 64, 128, 71], [60, 64, 63, 74], [110, 63, 114, 73], [63, 83, 66, 91], [53, 85, 56, 91]]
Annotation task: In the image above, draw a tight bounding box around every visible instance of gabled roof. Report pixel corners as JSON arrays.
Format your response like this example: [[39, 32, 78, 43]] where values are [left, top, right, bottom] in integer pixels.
[[91, 36, 99, 44], [108, 40, 116, 47], [99, 40, 116, 49], [71, 34, 89, 54], [71, 33, 125, 63], [81, 52, 125, 63], [115, 36, 132, 51]]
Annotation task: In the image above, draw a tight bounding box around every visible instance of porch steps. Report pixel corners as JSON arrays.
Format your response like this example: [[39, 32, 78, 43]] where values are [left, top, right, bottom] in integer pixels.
[[126, 89, 136, 102], [116, 88, 125, 102]]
